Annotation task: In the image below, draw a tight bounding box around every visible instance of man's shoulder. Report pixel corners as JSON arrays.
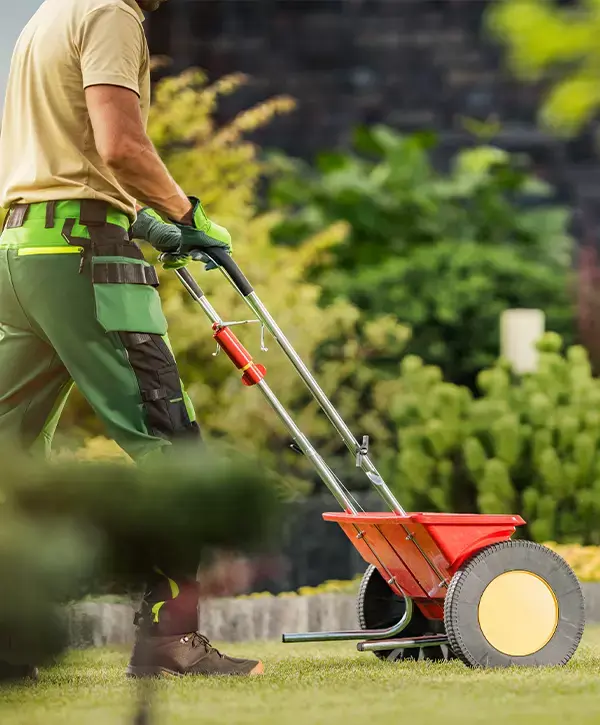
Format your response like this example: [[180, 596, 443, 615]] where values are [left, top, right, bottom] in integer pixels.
[[82, 0, 144, 24], [50, 0, 144, 26]]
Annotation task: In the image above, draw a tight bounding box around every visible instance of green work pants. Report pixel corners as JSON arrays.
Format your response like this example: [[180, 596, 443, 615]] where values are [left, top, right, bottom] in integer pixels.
[[0, 250, 194, 458], [0, 203, 199, 460]]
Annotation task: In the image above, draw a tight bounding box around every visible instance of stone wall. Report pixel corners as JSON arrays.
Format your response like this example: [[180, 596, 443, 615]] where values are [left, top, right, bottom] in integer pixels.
[[67, 584, 600, 647]]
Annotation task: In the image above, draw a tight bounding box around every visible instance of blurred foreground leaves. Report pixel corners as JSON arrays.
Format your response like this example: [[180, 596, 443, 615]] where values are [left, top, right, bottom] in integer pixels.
[[0, 448, 279, 672]]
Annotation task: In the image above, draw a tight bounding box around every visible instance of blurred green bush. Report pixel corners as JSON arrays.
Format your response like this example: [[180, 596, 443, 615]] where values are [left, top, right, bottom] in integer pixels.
[[371, 333, 600, 544], [0, 449, 280, 672], [270, 126, 575, 388]]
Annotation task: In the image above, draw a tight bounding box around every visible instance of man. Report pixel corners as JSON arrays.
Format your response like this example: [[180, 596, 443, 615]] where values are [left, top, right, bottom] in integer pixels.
[[0, 0, 262, 677]]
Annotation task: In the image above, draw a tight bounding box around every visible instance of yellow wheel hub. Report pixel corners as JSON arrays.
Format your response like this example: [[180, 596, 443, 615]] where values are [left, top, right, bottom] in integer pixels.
[[477, 570, 559, 656]]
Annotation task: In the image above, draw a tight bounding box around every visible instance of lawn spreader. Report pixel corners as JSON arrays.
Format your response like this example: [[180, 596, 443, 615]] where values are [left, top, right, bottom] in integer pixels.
[[172, 249, 585, 669]]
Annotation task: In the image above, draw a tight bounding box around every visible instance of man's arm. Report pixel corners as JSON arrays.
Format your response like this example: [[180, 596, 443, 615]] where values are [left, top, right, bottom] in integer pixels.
[[85, 84, 193, 223]]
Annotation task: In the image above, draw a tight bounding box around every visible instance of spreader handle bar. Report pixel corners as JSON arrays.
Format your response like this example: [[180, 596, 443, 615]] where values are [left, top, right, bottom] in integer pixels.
[[202, 247, 254, 296], [176, 267, 207, 305], [174, 266, 359, 513], [202, 251, 406, 516]]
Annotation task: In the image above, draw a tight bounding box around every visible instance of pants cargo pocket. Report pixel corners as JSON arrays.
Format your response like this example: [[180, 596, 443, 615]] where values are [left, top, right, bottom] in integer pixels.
[[92, 258, 168, 335], [120, 332, 200, 441]]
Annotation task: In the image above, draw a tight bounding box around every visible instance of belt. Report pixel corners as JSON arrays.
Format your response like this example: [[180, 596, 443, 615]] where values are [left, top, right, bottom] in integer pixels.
[[0, 200, 131, 254]]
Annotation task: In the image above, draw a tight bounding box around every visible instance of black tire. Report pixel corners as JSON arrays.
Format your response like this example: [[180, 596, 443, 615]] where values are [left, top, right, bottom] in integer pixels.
[[357, 564, 452, 662], [444, 540, 585, 668]]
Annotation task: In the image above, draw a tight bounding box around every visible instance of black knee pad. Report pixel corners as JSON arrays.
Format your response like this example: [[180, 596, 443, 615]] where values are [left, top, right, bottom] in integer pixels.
[[119, 332, 201, 442]]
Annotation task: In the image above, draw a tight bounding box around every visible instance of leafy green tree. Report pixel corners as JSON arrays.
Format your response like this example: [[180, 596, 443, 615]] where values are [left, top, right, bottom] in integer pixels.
[[271, 126, 575, 387], [488, 0, 600, 135]]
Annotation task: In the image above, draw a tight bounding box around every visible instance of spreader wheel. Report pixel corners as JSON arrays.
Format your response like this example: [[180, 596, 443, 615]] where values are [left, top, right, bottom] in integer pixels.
[[357, 564, 452, 662], [444, 540, 585, 668]]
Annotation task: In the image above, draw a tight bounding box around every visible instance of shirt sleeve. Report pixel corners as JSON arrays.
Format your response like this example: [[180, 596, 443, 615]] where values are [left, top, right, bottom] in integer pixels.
[[79, 6, 146, 96]]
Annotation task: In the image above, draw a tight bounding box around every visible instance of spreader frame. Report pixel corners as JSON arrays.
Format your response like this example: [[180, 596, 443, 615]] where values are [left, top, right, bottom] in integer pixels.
[[172, 252, 526, 654]]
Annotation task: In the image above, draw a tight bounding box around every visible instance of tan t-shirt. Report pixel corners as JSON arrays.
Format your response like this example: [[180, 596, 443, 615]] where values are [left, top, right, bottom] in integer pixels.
[[0, 0, 150, 219]]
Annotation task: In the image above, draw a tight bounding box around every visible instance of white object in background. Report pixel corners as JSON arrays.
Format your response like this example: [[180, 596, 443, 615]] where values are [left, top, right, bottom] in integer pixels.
[[500, 309, 545, 374]]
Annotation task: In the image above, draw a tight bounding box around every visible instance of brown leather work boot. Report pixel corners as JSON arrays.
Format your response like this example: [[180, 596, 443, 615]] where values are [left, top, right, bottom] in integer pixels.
[[126, 631, 264, 678]]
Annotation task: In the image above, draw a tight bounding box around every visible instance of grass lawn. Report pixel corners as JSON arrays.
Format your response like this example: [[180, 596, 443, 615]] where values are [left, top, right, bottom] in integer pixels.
[[1, 629, 600, 725]]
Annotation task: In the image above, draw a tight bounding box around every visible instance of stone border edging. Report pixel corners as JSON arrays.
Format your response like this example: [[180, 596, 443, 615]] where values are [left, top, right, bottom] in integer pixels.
[[66, 583, 600, 648]]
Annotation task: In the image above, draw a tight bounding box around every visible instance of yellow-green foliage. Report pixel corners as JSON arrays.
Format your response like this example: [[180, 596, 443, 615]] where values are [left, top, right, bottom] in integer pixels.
[[237, 576, 362, 599], [148, 69, 295, 225], [488, 0, 600, 135], [297, 577, 362, 596], [376, 334, 600, 544], [545, 543, 600, 583], [54, 436, 131, 463]]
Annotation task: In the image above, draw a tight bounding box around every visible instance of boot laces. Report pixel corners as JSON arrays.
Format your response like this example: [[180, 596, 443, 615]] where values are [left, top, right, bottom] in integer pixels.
[[182, 632, 223, 658]]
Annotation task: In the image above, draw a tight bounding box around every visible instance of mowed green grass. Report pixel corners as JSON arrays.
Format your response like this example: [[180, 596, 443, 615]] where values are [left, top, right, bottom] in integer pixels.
[[2, 629, 600, 725]]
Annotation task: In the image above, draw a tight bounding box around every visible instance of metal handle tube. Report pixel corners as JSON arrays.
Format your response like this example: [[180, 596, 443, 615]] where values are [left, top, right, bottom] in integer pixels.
[[244, 291, 406, 515], [199, 253, 390, 497], [175, 267, 357, 513], [257, 380, 357, 513], [283, 596, 413, 643], [176, 267, 205, 301], [357, 634, 448, 652], [175, 268, 223, 325], [198, 254, 405, 512], [202, 247, 254, 296]]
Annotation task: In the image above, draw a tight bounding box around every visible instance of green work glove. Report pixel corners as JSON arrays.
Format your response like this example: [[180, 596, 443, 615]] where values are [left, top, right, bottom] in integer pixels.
[[160, 250, 217, 272], [161, 252, 191, 271], [170, 197, 232, 257], [131, 208, 182, 253]]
